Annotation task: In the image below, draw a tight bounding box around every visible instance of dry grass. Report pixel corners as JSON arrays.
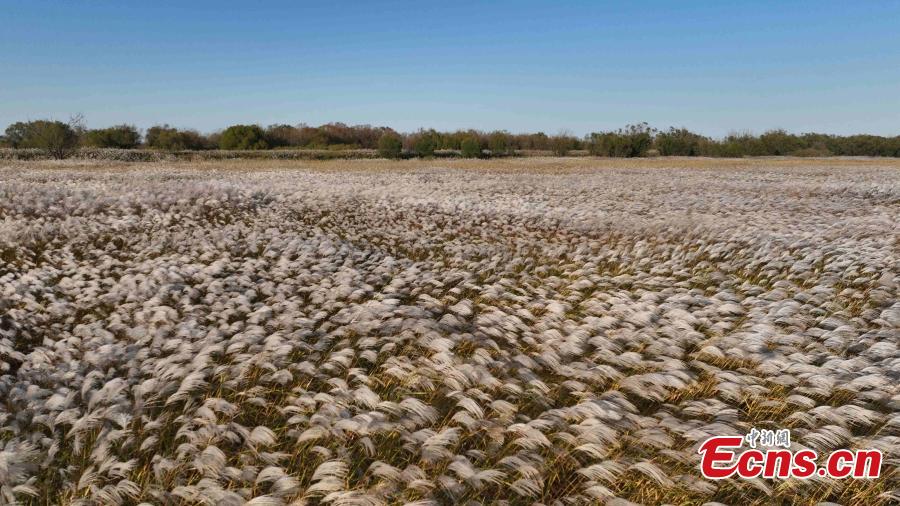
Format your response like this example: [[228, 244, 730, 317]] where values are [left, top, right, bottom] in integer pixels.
[[0, 158, 897, 505], [9, 154, 900, 174]]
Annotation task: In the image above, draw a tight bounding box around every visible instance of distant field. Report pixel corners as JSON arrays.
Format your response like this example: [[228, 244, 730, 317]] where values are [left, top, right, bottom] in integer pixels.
[[1, 159, 897, 504], [5, 153, 900, 172]]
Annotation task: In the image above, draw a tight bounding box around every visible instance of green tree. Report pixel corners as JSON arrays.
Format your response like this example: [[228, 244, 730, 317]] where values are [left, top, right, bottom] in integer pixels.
[[219, 124, 268, 150], [83, 124, 141, 149], [7, 120, 79, 158], [654, 127, 709, 156], [460, 136, 481, 158], [3, 122, 29, 148], [377, 131, 403, 159], [488, 131, 511, 156], [758, 129, 801, 155], [588, 123, 655, 157], [413, 130, 438, 157], [145, 125, 209, 150], [716, 132, 762, 157]]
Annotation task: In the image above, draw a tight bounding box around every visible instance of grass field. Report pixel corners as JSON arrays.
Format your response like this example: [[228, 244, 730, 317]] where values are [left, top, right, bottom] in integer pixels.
[[1, 158, 898, 505]]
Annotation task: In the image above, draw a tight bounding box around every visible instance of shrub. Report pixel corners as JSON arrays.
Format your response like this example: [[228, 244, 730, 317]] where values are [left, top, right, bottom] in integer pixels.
[[83, 125, 141, 149], [146, 125, 209, 150], [413, 130, 438, 157], [714, 132, 763, 157], [588, 123, 655, 157], [219, 124, 268, 150], [654, 127, 708, 156], [515, 132, 550, 150], [551, 135, 573, 156], [460, 136, 481, 158], [3, 122, 29, 148], [5, 120, 79, 159], [265, 124, 302, 148], [488, 131, 511, 156], [759, 129, 802, 155], [377, 132, 403, 159], [7, 119, 900, 158]]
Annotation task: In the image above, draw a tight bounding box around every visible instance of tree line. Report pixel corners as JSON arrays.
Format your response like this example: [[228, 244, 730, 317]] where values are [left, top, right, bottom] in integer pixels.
[[2, 118, 899, 159]]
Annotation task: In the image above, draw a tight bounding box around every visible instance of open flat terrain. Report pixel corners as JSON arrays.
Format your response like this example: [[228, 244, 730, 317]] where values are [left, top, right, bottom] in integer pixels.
[[1, 158, 898, 505]]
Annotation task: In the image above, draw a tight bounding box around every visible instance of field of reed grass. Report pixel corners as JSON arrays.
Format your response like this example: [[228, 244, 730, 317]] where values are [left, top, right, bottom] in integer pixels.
[[1, 158, 897, 504]]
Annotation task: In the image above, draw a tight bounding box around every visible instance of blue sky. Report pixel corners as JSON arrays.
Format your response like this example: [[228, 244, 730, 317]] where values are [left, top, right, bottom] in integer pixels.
[[2, 1, 899, 137]]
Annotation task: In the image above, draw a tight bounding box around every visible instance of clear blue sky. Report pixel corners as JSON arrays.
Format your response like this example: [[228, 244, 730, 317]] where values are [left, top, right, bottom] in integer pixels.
[[2, 0, 898, 137]]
